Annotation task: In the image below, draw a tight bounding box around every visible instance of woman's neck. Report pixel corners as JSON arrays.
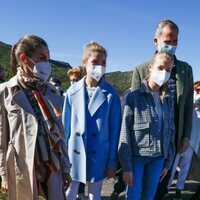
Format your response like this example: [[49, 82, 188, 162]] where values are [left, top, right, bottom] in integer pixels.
[[148, 79, 160, 92], [85, 75, 98, 88]]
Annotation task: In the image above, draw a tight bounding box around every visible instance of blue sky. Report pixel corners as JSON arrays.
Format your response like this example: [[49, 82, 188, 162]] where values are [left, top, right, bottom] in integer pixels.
[[1, 0, 200, 81]]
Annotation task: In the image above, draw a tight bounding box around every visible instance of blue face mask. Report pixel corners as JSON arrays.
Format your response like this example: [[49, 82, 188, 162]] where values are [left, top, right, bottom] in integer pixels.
[[157, 44, 177, 55]]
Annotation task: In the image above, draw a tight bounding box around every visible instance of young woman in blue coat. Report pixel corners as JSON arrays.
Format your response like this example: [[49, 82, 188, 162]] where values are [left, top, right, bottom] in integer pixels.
[[62, 42, 121, 200]]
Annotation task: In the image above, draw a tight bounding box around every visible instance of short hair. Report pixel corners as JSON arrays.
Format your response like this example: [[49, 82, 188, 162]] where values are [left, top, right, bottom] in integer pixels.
[[150, 51, 174, 65], [155, 19, 179, 38], [67, 66, 86, 79], [82, 41, 107, 61], [194, 81, 200, 90]]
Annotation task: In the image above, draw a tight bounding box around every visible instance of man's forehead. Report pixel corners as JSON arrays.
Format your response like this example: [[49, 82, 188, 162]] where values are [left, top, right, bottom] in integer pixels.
[[162, 26, 178, 36]]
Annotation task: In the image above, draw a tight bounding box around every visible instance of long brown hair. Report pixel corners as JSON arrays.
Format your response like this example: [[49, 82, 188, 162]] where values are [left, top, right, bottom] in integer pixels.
[[10, 35, 48, 75]]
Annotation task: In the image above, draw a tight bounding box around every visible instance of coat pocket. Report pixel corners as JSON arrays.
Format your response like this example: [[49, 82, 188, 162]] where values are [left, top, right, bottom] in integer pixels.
[[133, 122, 150, 148]]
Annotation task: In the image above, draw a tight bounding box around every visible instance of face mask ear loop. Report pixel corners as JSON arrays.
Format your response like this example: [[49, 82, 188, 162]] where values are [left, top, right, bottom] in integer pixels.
[[27, 56, 36, 65], [21, 56, 35, 76]]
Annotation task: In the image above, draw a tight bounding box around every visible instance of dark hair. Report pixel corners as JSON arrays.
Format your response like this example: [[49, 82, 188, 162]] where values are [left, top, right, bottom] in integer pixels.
[[10, 35, 48, 75]]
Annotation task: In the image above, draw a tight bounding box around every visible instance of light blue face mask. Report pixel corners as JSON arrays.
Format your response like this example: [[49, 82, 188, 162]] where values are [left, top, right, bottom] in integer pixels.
[[158, 44, 177, 55]]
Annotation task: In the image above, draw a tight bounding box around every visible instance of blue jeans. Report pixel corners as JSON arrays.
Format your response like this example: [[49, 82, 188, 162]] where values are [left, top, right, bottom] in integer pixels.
[[126, 156, 164, 200]]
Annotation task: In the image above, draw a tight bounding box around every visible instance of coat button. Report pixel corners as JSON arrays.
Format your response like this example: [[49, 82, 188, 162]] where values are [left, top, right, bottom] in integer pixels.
[[92, 150, 96, 155], [75, 132, 80, 136], [74, 149, 80, 154]]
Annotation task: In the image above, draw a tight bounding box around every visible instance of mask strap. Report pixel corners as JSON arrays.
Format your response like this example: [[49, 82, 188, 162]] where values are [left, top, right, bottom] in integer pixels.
[[27, 56, 36, 65]]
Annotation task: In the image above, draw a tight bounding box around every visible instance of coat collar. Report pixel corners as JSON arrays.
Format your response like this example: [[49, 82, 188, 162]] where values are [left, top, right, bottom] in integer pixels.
[[7, 76, 35, 116], [174, 57, 184, 100], [7, 76, 62, 116], [87, 81, 107, 116], [140, 80, 170, 99], [70, 77, 108, 118]]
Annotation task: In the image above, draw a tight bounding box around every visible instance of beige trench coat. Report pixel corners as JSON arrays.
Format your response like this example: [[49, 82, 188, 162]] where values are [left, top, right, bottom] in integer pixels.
[[0, 76, 70, 200]]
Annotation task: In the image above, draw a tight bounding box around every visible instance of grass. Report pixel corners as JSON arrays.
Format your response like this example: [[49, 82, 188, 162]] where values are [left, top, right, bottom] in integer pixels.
[[0, 190, 46, 200]]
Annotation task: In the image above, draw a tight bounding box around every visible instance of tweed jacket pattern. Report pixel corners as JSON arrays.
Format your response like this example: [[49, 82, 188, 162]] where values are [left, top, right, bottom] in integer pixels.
[[131, 56, 193, 149], [118, 82, 175, 172]]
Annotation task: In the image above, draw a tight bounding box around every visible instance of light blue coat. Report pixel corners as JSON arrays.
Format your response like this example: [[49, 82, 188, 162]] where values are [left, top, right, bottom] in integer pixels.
[[62, 77, 121, 183]]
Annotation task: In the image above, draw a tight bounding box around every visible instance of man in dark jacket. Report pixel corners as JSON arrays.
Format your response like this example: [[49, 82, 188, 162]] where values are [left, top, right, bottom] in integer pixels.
[[131, 19, 193, 200]]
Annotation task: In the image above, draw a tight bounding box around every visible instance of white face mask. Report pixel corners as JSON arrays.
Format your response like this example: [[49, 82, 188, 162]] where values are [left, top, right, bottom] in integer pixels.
[[28, 57, 52, 81], [151, 69, 171, 86], [86, 65, 106, 82]]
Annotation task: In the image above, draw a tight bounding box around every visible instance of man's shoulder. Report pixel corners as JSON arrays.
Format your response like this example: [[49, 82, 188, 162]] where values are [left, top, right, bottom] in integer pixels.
[[132, 60, 151, 78], [176, 59, 192, 69], [134, 60, 151, 74], [135, 60, 151, 70]]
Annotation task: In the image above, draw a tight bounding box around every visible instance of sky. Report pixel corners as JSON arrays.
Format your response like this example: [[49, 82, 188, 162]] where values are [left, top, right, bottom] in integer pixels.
[[1, 0, 200, 81]]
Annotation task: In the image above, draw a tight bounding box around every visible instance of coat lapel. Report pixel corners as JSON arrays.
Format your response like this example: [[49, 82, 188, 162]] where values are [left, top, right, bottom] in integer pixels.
[[88, 79, 107, 117], [8, 76, 35, 116], [7, 76, 38, 195], [44, 84, 63, 114], [175, 59, 184, 104], [70, 78, 86, 133], [88, 86, 106, 117]]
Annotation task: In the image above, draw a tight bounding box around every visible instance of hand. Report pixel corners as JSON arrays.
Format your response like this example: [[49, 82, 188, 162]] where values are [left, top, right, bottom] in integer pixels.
[[1, 180, 8, 193], [123, 171, 133, 186], [160, 168, 168, 182], [179, 138, 189, 154], [63, 173, 72, 191], [106, 169, 116, 179]]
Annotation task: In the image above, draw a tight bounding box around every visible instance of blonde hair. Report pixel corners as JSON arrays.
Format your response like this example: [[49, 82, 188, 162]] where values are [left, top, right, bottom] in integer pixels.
[[150, 51, 174, 65], [82, 41, 107, 61], [67, 66, 86, 80], [148, 51, 174, 101], [147, 51, 174, 79]]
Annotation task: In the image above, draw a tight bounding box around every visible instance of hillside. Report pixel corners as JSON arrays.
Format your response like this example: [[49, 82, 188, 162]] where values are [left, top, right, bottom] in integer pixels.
[[0, 41, 132, 95], [105, 71, 132, 95], [0, 41, 12, 70], [0, 41, 72, 88]]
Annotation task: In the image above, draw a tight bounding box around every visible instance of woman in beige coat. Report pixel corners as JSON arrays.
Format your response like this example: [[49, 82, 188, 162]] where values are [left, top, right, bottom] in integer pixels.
[[0, 35, 71, 200]]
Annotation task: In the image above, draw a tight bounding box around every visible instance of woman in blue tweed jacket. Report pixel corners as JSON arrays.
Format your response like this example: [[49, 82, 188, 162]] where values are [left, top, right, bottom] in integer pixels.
[[118, 51, 175, 200]]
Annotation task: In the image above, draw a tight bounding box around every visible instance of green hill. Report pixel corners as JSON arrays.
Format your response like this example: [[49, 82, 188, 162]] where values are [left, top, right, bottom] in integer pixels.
[[0, 41, 12, 72], [105, 71, 132, 96], [0, 41, 72, 88], [0, 41, 132, 96]]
